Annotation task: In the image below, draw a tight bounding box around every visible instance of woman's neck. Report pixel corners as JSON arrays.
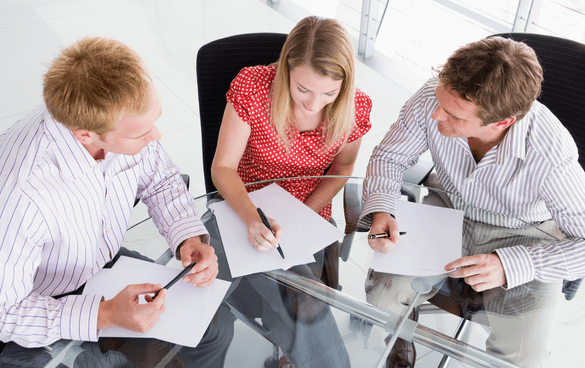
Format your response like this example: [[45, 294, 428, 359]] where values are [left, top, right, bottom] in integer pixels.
[[294, 108, 323, 133]]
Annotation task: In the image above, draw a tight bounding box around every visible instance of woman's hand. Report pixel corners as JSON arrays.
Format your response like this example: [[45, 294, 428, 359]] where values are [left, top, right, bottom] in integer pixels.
[[248, 217, 282, 251]]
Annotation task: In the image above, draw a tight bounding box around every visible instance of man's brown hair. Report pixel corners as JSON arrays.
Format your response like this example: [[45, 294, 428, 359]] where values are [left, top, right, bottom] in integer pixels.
[[437, 36, 543, 124], [43, 37, 152, 134]]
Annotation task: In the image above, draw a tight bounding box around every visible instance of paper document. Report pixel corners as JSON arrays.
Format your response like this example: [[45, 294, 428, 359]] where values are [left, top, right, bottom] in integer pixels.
[[370, 200, 463, 276], [209, 183, 343, 277], [83, 256, 231, 348]]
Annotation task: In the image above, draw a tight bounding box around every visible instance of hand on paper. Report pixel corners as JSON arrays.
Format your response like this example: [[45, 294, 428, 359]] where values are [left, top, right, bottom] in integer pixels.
[[179, 237, 219, 287], [445, 253, 507, 291], [248, 217, 282, 252], [368, 212, 402, 253], [98, 283, 166, 332]]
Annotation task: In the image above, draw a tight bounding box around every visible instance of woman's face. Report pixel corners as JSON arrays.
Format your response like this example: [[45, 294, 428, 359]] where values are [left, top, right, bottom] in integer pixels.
[[289, 65, 343, 118]]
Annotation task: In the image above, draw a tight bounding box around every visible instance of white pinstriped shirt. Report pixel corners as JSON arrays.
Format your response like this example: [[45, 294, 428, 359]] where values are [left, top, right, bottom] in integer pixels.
[[0, 105, 208, 347], [360, 79, 585, 289]]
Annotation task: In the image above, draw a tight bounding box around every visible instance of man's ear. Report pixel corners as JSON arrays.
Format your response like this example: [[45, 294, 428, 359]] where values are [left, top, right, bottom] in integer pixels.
[[494, 116, 516, 130], [71, 128, 96, 145]]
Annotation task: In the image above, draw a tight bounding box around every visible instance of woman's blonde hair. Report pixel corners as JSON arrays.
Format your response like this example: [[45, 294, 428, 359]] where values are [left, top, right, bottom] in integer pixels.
[[43, 37, 152, 134], [270, 16, 355, 150]]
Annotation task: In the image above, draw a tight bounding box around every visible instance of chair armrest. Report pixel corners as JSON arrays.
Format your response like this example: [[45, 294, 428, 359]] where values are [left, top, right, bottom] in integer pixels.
[[343, 182, 364, 235], [562, 278, 583, 301], [403, 160, 434, 185]]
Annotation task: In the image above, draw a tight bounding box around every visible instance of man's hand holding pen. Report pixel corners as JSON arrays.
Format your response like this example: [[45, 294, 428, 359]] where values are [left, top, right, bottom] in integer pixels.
[[178, 237, 219, 287], [368, 212, 403, 253]]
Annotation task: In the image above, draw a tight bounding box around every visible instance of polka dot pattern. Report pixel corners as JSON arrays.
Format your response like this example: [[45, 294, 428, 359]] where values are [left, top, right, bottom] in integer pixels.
[[227, 65, 372, 220]]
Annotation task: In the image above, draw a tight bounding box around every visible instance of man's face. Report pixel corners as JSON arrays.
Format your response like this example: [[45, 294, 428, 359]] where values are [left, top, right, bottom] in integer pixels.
[[97, 88, 162, 156], [432, 83, 489, 139]]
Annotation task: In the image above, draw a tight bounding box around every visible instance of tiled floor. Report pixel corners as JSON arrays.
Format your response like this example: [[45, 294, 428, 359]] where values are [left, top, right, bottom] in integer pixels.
[[1, 1, 584, 367]]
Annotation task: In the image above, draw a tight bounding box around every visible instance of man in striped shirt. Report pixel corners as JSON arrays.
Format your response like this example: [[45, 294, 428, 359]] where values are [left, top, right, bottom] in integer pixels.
[[0, 37, 233, 366], [360, 37, 585, 367]]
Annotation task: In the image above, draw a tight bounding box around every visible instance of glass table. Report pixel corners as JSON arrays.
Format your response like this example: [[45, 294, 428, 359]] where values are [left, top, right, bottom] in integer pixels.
[[1, 177, 581, 368]]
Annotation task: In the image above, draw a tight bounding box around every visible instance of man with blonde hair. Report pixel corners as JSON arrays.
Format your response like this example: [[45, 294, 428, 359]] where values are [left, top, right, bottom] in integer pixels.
[[361, 36, 585, 367], [0, 37, 233, 366]]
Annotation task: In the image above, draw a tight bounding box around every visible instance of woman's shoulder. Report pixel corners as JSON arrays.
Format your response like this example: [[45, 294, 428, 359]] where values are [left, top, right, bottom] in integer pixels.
[[354, 87, 372, 116], [230, 65, 277, 96]]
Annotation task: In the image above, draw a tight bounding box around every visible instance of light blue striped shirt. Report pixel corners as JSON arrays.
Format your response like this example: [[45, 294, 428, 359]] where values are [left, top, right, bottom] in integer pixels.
[[360, 79, 585, 289], [0, 105, 208, 347]]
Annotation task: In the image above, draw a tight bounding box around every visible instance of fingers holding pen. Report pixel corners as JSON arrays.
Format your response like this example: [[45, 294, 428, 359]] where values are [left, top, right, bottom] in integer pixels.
[[248, 217, 281, 251], [368, 212, 402, 253]]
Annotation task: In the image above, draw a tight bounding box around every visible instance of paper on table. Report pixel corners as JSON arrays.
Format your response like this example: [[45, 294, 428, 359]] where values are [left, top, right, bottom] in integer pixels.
[[370, 200, 463, 276], [209, 183, 343, 277], [83, 256, 231, 348]]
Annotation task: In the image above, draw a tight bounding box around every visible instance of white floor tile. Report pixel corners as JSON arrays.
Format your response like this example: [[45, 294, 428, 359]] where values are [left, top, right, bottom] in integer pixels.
[[158, 68, 199, 114], [0, 0, 86, 28]]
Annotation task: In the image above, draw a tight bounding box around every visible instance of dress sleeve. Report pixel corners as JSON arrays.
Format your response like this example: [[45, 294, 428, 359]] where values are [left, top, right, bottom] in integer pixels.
[[347, 88, 372, 143], [226, 66, 265, 126]]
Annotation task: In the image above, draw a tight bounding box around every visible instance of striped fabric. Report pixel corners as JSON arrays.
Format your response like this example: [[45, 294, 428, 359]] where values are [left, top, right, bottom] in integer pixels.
[[0, 105, 207, 347], [360, 79, 585, 289]]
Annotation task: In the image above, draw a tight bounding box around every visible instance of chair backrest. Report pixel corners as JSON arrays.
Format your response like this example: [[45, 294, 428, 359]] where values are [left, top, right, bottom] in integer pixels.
[[196, 33, 288, 193], [492, 33, 585, 168]]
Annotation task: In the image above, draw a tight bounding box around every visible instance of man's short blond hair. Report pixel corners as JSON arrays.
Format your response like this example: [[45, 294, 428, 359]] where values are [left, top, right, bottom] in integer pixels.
[[43, 37, 152, 134]]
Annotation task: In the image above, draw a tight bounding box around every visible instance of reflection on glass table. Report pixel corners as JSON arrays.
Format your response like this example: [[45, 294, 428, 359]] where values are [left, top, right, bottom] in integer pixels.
[[2, 177, 579, 368]]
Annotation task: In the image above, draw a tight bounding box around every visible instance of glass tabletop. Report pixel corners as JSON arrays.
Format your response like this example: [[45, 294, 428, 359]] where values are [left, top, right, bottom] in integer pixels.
[[3, 176, 580, 368]]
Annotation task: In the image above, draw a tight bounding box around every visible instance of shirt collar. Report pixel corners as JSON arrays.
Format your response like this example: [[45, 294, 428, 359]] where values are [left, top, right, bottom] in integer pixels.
[[43, 110, 98, 181], [494, 112, 530, 165]]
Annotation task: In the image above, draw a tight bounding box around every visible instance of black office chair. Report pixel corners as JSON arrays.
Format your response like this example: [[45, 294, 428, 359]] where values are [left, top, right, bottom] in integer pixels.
[[196, 33, 287, 194], [492, 33, 585, 301]]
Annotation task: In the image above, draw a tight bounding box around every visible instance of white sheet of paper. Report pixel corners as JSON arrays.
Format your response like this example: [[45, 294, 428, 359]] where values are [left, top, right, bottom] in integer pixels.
[[370, 200, 464, 276], [83, 257, 231, 348], [209, 183, 343, 277]]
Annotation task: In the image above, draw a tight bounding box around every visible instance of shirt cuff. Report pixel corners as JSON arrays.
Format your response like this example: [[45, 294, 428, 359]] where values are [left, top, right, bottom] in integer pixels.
[[494, 245, 535, 289], [167, 217, 210, 256], [59, 294, 102, 342], [358, 192, 398, 229]]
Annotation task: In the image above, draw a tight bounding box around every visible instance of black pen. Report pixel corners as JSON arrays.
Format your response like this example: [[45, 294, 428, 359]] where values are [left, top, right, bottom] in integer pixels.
[[256, 207, 285, 259], [153, 262, 196, 299], [368, 232, 407, 240]]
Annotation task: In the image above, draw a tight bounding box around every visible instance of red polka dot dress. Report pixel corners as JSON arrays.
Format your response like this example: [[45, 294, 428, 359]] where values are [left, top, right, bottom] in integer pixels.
[[227, 65, 372, 220]]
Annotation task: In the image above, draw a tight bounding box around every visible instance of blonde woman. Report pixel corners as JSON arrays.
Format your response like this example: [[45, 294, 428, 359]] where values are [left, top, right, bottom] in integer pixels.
[[211, 16, 371, 367], [212, 16, 371, 270]]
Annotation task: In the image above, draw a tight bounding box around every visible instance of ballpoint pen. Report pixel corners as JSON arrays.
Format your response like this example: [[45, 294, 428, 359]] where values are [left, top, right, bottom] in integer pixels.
[[153, 262, 197, 299], [256, 207, 286, 259], [367, 231, 407, 239]]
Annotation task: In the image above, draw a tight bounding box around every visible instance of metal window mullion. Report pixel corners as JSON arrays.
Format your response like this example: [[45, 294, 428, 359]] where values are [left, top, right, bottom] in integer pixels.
[[512, 0, 533, 32]]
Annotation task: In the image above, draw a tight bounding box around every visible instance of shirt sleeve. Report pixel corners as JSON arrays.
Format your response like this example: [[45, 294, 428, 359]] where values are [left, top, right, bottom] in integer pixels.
[[137, 142, 209, 256], [347, 88, 372, 143], [0, 192, 102, 347], [226, 66, 266, 126], [496, 158, 585, 288], [358, 81, 434, 228]]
